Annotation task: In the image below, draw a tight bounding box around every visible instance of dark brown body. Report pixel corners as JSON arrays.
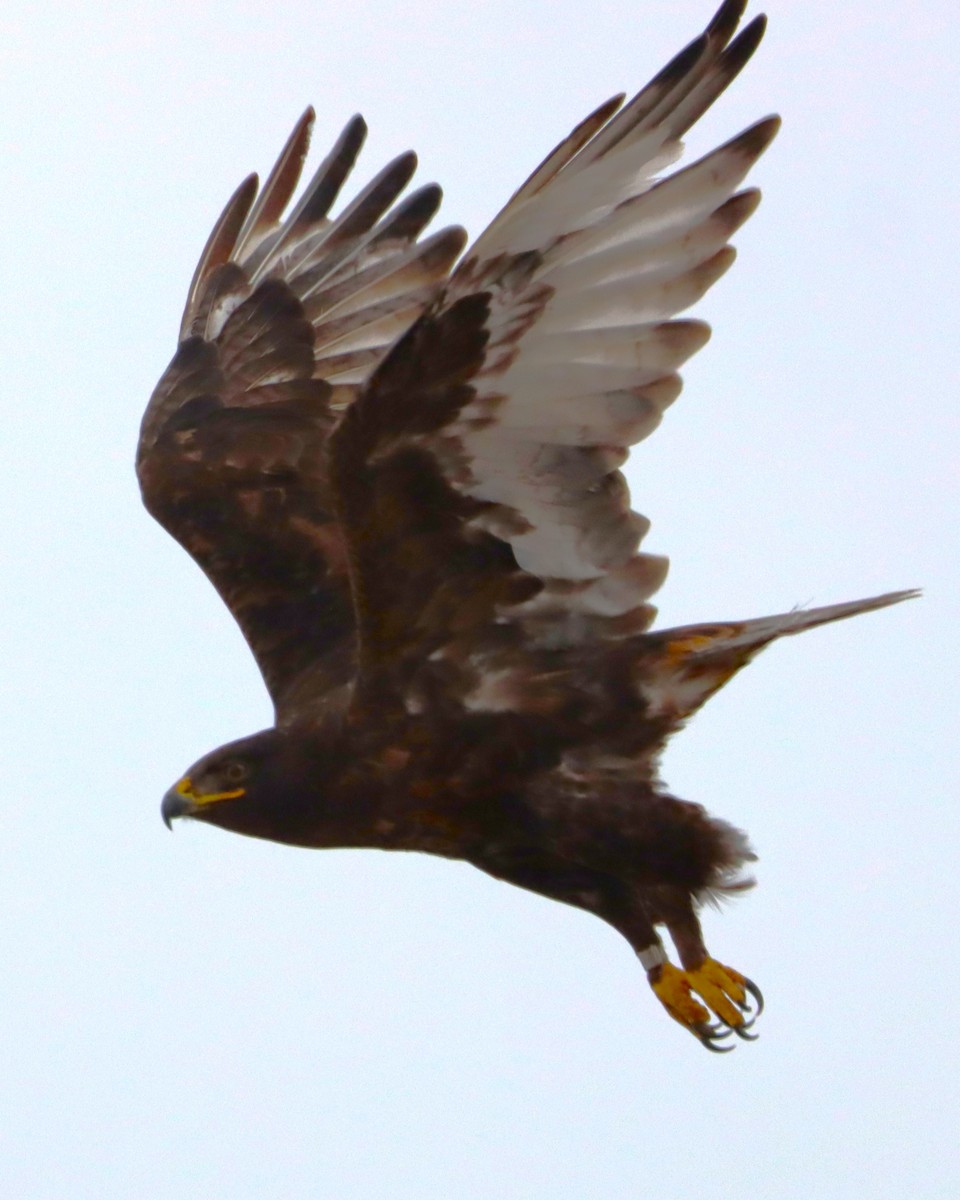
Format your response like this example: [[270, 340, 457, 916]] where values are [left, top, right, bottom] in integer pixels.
[[187, 660, 749, 976]]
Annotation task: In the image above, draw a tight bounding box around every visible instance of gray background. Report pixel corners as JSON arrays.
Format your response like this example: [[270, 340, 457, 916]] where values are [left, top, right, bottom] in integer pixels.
[[1, 1, 955, 1196]]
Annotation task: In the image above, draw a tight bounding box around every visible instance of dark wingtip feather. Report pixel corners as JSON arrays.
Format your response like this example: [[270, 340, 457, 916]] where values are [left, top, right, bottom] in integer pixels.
[[292, 113, 369, 229], [343, 112, 368, 141], [649, 32, 710, 97], [373, 183, 444, 245], [320, 149, 421, 248], [720, 13, 768, 77], [180, 172, 259, 340], [233, 108, 316, 261], [667, 13, 770, 143], [505, 92, 626, 209], [712, 187, 763, 234], [734, 114, 781, 159], [706, 0, 748, 44]]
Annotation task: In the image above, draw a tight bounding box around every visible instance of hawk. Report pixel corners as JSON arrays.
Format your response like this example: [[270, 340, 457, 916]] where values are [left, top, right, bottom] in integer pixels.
[[143, 0, 914, 1050]]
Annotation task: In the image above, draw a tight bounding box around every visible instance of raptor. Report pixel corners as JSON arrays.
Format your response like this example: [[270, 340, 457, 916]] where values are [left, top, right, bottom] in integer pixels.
[[142, 1, 914, 1049]]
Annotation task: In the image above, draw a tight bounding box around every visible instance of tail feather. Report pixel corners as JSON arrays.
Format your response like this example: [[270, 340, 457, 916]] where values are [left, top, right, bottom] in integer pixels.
[[659, 588, 919, 656], [640, 589, 919, 721]]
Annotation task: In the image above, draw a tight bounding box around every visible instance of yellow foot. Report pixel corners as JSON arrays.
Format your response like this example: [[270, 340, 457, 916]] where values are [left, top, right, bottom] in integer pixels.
[[649, 958, 764, 1052]]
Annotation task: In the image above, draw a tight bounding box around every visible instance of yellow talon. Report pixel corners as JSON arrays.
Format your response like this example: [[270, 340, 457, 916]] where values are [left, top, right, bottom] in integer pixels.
[[649, 958, 763, 1050], [686, 960, 748, 1028], [651, 963, 712, 1028]]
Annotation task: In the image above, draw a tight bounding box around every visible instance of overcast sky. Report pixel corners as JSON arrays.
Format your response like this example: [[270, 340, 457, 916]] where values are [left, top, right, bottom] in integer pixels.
[[1, 2, 957, 1197]]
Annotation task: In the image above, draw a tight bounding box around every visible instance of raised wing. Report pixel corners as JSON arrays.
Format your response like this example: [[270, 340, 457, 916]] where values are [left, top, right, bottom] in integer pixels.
[[138, 110, 466, 719], [330, 1, 775, 696]]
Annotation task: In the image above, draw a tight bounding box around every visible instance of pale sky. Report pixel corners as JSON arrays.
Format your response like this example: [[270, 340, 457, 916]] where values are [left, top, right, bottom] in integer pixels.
[[1, 2, 956, 1197]]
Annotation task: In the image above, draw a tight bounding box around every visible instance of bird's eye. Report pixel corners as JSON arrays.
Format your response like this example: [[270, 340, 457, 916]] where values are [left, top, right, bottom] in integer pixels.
[[225, 761, 249, 784]]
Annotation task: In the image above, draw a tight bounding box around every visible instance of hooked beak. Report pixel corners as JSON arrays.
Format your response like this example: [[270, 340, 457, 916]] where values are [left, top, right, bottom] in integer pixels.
[[160, 776, 245, 829], [161, 784, 193, 830]]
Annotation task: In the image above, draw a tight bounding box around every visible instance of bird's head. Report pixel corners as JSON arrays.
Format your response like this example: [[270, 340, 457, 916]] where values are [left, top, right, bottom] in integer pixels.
[[161, 728, 289, 838]]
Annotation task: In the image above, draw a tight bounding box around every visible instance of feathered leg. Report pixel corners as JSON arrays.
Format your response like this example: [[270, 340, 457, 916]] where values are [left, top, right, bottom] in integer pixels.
[[471, 849, 761, 1050], [641, 892, 763, 1049]]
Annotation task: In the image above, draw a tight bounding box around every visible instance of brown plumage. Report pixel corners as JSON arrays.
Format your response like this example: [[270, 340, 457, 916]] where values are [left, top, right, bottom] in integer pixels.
[[142, 0, 915, 1050]]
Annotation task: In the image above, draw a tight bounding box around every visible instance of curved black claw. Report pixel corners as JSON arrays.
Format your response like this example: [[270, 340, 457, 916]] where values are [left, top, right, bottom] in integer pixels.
[[694, 1024, 736, 1053], [743, 976, 765, 1016], [732, 1022, 759, 1041], [736, 977, 765, 1030]]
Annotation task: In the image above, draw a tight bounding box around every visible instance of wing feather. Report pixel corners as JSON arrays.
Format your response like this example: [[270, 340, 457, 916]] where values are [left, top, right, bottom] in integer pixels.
[[139, 112, 465, 719], [140, 2, 914, 746], [329, 1, 777, 701], [232, 108, 315, 264]]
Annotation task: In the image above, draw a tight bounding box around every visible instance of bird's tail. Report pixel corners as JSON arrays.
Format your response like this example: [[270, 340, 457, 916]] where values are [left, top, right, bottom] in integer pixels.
[[637, 589, 919, 722]]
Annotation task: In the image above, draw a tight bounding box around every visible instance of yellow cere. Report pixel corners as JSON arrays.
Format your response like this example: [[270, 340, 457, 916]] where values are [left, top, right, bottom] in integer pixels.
[[174, 775, 245, 807]]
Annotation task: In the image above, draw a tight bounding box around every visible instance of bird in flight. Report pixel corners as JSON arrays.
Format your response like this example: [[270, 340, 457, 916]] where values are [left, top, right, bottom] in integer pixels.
[[141, 0, 914, 1050]]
